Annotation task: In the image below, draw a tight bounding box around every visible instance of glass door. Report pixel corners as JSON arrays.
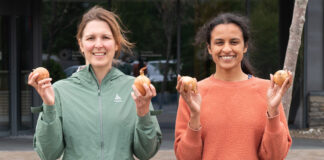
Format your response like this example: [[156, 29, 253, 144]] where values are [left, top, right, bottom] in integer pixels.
[[17, 16, 33, 132], [0, 16, 10, 135]]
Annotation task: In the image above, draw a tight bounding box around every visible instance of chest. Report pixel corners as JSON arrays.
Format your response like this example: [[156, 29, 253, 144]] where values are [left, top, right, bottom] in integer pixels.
[[200, 88, 267, 136], [58, 82, 136, 135]]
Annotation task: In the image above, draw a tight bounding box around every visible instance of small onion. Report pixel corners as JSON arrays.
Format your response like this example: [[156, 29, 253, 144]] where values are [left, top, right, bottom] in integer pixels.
[[134, 67, 151, 96], [33, 67, 50, 83], [181, 76, 197, 93], [273, 70, 289, 86]]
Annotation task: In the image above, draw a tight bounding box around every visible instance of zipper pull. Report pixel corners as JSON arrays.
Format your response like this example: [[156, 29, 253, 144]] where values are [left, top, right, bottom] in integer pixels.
[[101, 141, 104, 148], [98, 88, 101, 96]]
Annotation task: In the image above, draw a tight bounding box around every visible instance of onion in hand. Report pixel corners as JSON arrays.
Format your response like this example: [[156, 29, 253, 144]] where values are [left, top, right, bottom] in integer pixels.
[[33, 67, 50, 83], [273, 70, 289, 86], [181, 76, 197, 93], [134, 67, 151, 96]]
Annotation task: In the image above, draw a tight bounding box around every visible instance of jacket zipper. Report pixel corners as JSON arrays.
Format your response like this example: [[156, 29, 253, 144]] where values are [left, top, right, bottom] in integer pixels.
[[98, 87, 104, 160]]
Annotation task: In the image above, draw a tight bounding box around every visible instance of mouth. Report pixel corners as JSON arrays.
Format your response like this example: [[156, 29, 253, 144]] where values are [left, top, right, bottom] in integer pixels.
[[219, 55, 237, 60], [92, 52, 106, 56]]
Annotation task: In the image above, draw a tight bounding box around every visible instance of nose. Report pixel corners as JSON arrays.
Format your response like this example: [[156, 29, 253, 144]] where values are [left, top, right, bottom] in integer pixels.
[[222, 43, 232, 53], [94, 38, 103, 48]]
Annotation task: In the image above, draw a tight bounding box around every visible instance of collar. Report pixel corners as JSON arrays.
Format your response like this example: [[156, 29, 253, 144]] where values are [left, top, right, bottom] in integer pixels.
[[71, 64, 124, 85]]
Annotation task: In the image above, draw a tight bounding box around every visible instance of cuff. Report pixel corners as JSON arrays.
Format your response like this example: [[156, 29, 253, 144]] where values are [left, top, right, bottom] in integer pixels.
[[42, 104, 56, 123], [137, 112, 153, 128], [185, 124, 202, 142], [265, 113, 282, 134]]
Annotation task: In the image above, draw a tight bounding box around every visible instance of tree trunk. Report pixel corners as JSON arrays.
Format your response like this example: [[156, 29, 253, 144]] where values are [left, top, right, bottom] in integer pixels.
[[282, 0, 308, 119]]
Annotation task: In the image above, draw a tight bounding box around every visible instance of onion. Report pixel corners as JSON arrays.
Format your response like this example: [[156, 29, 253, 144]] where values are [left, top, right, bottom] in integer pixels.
[[134, 67, 151, 96], [273, 70, 289, 86], [33, 67, 50, 83], [181, 76, 197, 93]]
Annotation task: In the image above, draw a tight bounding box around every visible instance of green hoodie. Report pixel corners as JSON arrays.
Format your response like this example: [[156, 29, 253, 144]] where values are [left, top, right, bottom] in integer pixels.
[[33, 65, 162, 160]]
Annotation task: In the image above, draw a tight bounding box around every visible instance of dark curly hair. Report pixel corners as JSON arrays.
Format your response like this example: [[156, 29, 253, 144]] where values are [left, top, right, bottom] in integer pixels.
[[195, 13, 255, 75]]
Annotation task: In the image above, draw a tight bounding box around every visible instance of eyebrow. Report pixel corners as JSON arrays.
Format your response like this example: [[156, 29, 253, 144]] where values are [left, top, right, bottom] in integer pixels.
[[214, 38, 241, 41], [84, 33, 113, 37]]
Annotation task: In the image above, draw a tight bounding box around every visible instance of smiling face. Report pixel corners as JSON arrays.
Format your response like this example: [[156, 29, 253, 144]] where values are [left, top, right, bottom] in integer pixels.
[[207, 23, 247, 72], [78, 20, 118, 71]]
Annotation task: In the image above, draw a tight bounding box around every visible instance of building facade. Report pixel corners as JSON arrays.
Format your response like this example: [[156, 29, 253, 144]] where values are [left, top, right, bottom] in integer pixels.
[[0, 0, 323, 136]]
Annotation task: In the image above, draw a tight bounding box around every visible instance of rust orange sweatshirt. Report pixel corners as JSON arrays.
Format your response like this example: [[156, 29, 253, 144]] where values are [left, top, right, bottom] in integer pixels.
[[174, 76, 292, 160]]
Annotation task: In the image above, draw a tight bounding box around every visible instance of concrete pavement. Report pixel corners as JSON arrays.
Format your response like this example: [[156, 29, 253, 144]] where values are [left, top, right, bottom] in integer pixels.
[[1, 129, 324, 160], [1, 102, 323, 159]]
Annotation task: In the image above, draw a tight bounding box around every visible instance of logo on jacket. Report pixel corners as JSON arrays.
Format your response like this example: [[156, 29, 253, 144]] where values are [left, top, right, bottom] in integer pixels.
[[114, 94, 122, 103]]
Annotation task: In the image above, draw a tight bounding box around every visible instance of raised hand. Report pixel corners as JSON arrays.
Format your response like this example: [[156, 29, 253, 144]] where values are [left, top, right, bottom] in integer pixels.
[[28, 72, 55, 106], [176, 75, 201, 115], [131, 83, 156, 117], [267, 71, 293, 117], [176, 75, 201, 130]]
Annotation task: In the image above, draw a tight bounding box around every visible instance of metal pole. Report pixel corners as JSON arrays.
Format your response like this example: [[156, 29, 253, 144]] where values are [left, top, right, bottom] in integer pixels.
[[9, 15, 18, 136], [176, 0, 181, 75], [31, 0, 42, 131]]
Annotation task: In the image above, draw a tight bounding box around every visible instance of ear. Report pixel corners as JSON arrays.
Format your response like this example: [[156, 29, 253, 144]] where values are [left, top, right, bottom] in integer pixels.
[[207, 44, 212, 55], [243, 44, 248, 54], [78, 39, 84, 53], [115, 43, 119, 52]]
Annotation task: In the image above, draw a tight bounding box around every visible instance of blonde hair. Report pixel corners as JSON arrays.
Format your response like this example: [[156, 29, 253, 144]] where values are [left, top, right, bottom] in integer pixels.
[[76, 6, 134, 58]]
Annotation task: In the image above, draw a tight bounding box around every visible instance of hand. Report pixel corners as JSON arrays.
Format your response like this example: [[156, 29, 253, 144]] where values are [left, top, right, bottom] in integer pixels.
[[28, 72, 55, 106], [176, 75, 201, 130], [267, 71, 293, 117], [131, 83, 156, 117], [176, 75, 201, 115]]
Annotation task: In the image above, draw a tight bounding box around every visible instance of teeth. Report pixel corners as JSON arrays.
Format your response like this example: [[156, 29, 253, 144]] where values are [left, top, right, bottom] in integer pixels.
[[220, 56, 235, 60], [93, 53, 105, 56]]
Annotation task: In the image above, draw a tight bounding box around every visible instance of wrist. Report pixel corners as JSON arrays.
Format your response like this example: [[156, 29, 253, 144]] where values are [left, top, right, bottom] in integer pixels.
[[267, 108, 279, 117], [44, 101, 54, 106], [189, 114, 201, 130], [137, 107, 150, 117]]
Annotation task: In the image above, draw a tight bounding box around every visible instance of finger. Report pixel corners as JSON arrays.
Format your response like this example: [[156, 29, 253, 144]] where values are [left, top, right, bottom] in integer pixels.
[[132, 85, 141, 97], [177, 74, 181, 81], [28, 73, 39, 87], [189, 83, 193, 93], [288, 71, 293, 86], [269, 74, 274, 89], [176, 75, 182, 91], [177, 78, 183, 92], [192, 78, 198, 94], [143, 83, 151, 97], [280, 77, 291, 96], [28, 72, 34, 80], [38, 78, 52, 85], [179, 79, 185, 93], [273, 84, 279, 94], [149, 84, 157, 97], [131, 92, 137, 100], [42, 83, 52, 89]]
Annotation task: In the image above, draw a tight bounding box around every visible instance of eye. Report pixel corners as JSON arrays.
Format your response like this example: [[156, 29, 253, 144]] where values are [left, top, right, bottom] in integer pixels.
[[214, 41, 224, 45], [103, 36, 110, 39], [231, 41, 239, 45], [86, 37, 94, 41]]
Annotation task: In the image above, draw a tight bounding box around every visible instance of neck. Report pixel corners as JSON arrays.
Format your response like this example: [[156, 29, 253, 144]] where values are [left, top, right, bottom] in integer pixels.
[[92, 65, 111, 85], [214, 66, 248, 82]]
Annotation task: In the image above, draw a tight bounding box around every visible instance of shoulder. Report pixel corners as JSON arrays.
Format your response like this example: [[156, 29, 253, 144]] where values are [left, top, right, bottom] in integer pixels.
[[197, 76, 214, 93], [197, 76, 212, 88], [249, 76, 271, 95], [112, 68, 135, 82], [250, 76, 270, 88]]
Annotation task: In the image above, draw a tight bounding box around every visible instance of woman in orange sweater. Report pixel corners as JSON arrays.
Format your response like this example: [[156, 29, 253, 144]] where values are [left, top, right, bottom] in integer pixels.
[[174, 13, 292, 160]]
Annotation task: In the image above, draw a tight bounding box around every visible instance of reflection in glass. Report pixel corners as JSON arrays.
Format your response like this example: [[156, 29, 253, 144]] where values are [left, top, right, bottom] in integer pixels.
[[0, 16, 10, 132]]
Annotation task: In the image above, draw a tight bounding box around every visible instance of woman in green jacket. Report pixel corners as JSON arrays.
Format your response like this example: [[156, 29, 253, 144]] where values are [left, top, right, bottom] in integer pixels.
[[28, 6, 162, 160]]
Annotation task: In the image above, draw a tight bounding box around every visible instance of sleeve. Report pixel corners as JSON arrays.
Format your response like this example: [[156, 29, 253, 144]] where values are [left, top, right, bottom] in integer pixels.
[[258, 103, 292, 160], [133, 103, 162, 160], [174, 97, 203, 160], [33, 87, 65, 160]]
